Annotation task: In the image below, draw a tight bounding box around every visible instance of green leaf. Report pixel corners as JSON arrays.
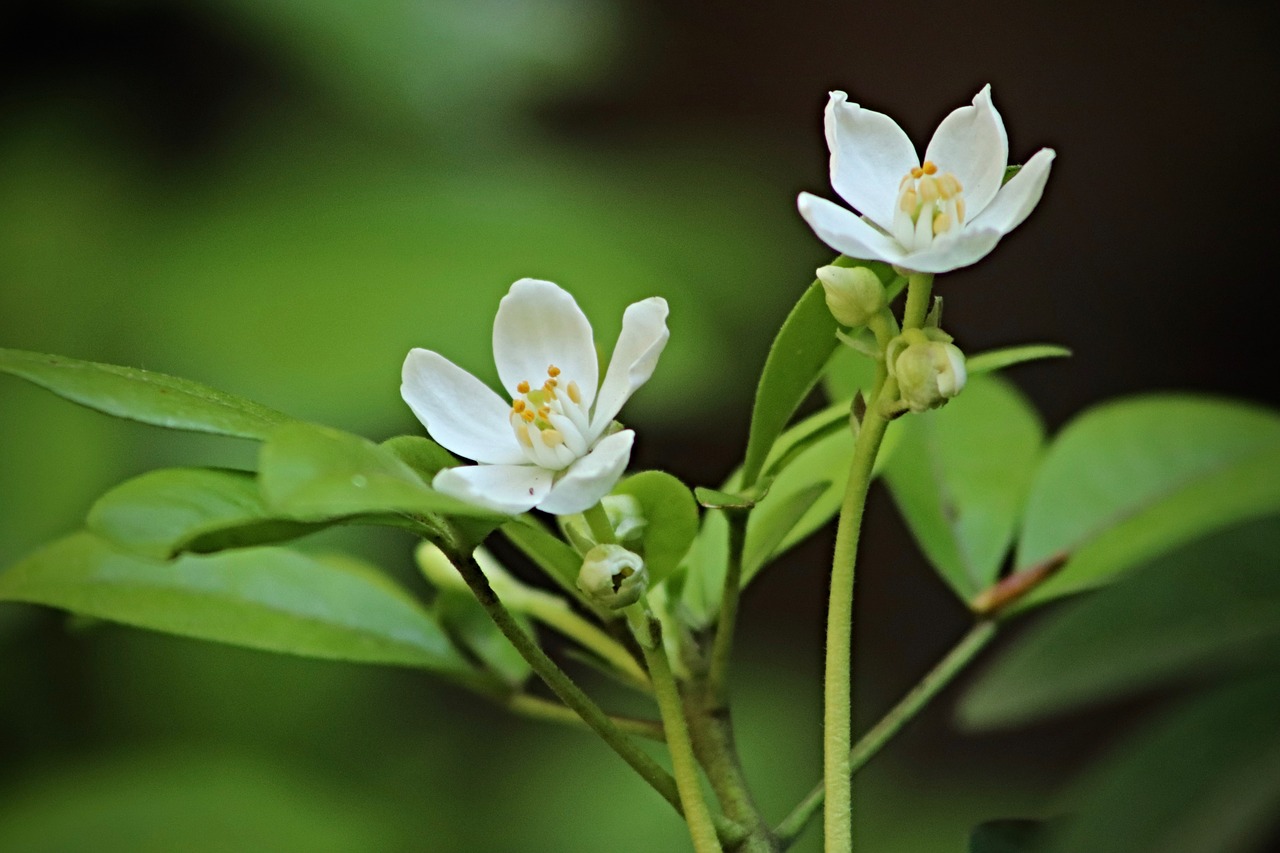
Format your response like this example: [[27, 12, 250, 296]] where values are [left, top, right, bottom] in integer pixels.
[[1003, 164, 1022, 185], [87, 468, 325, 559], [961, 519, 1280, 729], [678, 507, 730, 628], [500, 516, 585, 599], [742, 482, 828, 579], [1040, 674, 1280, 853], [434, 590, 533, 688], [970, 820, 1050, 853], [694, 487, 758, 510], [259, 422, 500, 522], [966, 344, 1071, 376], [381, 434, 458, 481], [0, 347, 292, 440], [614, 471, 699, 585], [821, 343, 881, 404], [0, 533, 477, 677], [740, 257, 896, 487], [884, 375, 1045, 601], [1015, 396, 1280, 608]]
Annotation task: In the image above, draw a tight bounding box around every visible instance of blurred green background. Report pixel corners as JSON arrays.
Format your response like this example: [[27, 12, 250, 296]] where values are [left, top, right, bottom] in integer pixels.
[[2, 1, 1277, 850]]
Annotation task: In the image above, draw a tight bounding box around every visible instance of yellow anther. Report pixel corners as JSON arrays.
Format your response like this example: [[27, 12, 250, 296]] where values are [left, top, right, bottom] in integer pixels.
[[512, 399, 526, 413], [517, 380, 531, 394], [547, 365, 561, 377], [918, 176, 940, 204], [521, 409, 536, 423], [567, 381, 581, 404], [899, 189, 918, 213], [515, 424, 533, 447], [538, 406, 550, 418], [546, 378, 558, 388], [542, 429, 564, 447], [938, 174, 961, 199], [955, 198, 966, 223], [910, 166, 924, 179], [933, 213, 953, 235], [922, 160, 938, 175]]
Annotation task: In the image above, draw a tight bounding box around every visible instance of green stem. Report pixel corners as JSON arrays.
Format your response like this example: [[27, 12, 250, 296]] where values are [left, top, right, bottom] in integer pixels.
[[583, 501, 617, 544], [901, 272, 935, 330], [518, 587, 651, 691], [778, 620, 997, 847], [822, 381, 895, 853], [633, 608, 726, 853], [444, 549, 682, 813], [506, 693, 665, 741], [707, 510, 748, 707]]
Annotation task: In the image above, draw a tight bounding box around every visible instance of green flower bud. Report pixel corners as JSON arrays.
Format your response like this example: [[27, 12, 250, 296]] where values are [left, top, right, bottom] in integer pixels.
[[560, 494, 648, 554], [887, 328, 967, 413], [817, 265, 885, 327], [577, 544, 648, 610]]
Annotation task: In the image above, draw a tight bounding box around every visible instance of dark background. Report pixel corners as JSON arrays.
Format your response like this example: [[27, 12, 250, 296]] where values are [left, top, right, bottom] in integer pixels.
[[2, 1, 1277, 850]]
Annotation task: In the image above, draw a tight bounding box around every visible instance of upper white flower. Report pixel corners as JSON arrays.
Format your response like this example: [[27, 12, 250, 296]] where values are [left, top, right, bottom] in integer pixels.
[[797, 85, 1055, 274], [401, 278, 669, 516]]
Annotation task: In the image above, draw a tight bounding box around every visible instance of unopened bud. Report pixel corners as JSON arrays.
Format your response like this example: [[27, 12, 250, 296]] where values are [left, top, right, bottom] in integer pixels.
[[887, 328, 967, 413], [577, 545, 648, 610], [817, 265, 885, 328]]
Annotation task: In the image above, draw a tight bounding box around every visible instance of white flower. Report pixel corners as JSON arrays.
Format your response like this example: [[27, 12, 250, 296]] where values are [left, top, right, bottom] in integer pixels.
[[401, 278, 669, 516], [798, 85, 1055, 274]]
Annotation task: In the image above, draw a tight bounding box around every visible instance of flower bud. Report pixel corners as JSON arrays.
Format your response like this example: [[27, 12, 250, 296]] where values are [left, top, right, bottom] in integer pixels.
[[887, 329, 967, 413], [577, 544, 648, 610], [817, 265, 885, 327], [560, 494, 648, 554]]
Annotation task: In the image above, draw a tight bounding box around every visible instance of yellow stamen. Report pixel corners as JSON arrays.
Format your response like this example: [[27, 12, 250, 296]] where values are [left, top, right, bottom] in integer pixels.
[[547, 365, 561, 377], [899, 189, 918, 213], [546, 378, 558, 388], [567, 381, 581, 404], [910, 166, 924, 179], [933, 213, 952, 235], [515, 424, 533, 446], [922, 160, 938, 175], [956, 198, 966, 223], [517, 380, 531, 394], [918, 176, 940, 204], [538, 406, 550, 418], [542, 429, 564, 447], [512, 399, 526, 413], [521, 409, 536, 423]]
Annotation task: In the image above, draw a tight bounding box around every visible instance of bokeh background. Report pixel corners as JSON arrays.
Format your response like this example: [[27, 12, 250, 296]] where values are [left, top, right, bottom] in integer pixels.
[[2, 1, 1278, 851]]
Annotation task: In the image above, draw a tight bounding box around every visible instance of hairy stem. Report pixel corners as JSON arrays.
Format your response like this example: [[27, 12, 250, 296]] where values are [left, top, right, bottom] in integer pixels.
[[778, 620, 997, 846], [707, 511, 748, 707]]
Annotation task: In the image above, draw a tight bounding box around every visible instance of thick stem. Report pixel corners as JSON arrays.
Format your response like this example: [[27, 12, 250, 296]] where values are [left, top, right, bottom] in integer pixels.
[[901, 272, 935, 331], [634, 610, 726, 853], [583, 501, 617, 545], [707, 511, 748, 707], [822, 383, 894, 853], [778, 620, 997, 847]]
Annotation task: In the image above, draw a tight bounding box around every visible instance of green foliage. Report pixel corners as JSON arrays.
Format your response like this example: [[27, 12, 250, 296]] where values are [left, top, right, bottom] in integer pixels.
[[87, 468, 323, 559], [0, 348, 293, 440], [434, 591, 534, 688], [381, 435, 459, 480], [259, 422, 501, 522], [0, 533, 477, 678], [500, 516, 586, 598], [613, 471, 699, 585], [969, 820, 1049, 853], [1014, 396, 1280, 609], [740, 258, 896, 488], [965, 344, 1071, 375], [961, 519, 1280, 728], [884, 375, 1045, 601]]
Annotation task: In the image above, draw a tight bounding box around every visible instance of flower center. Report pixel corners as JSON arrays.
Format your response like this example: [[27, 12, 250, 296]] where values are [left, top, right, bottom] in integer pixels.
[[891, 160, 966, 252], [509, 364, 593, 469]]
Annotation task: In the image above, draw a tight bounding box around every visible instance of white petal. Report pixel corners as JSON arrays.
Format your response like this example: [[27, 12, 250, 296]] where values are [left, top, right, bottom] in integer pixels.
[[898, 227, 1004, 274], [401, 349, 526, 464], [493, 278, 599, 407], [536, 430, 634, 515], [590, 297, 669, 435], [825, 91, 919, 233], [924, 85, 1008, 221], [969, 148, 1056, 236], [797, 193, 907, 265], [433, 464, 552, 515]]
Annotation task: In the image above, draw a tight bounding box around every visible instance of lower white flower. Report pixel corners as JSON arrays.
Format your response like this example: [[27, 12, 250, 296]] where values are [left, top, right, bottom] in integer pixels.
[[401, 278, 669, 516]]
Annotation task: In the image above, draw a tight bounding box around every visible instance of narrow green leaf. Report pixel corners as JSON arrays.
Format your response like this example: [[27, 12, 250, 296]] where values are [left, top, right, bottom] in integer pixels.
[[966, 344, 1071, 376], [970, 820, 1050, 853], [87, 468, 324, 559], [821, 344, 880, 405], [381, 434, 458, 481], [740, 258, 896, 487], [0, 347, 292, 439], [694, 487, 757, 510], [961, 519, 1280, 729], [885, 375, 1045, 601], [0, 533, 476, 677], [500, 516, 585, 597], [1041, 674, 1280, 853], [259, 422, 500, 521], [678, 508, 730, 628], [1016, 396, 1280, 607], [434, 590, 533, 688], [742, 482, 828, 579], [614, 471, 699, 585]]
